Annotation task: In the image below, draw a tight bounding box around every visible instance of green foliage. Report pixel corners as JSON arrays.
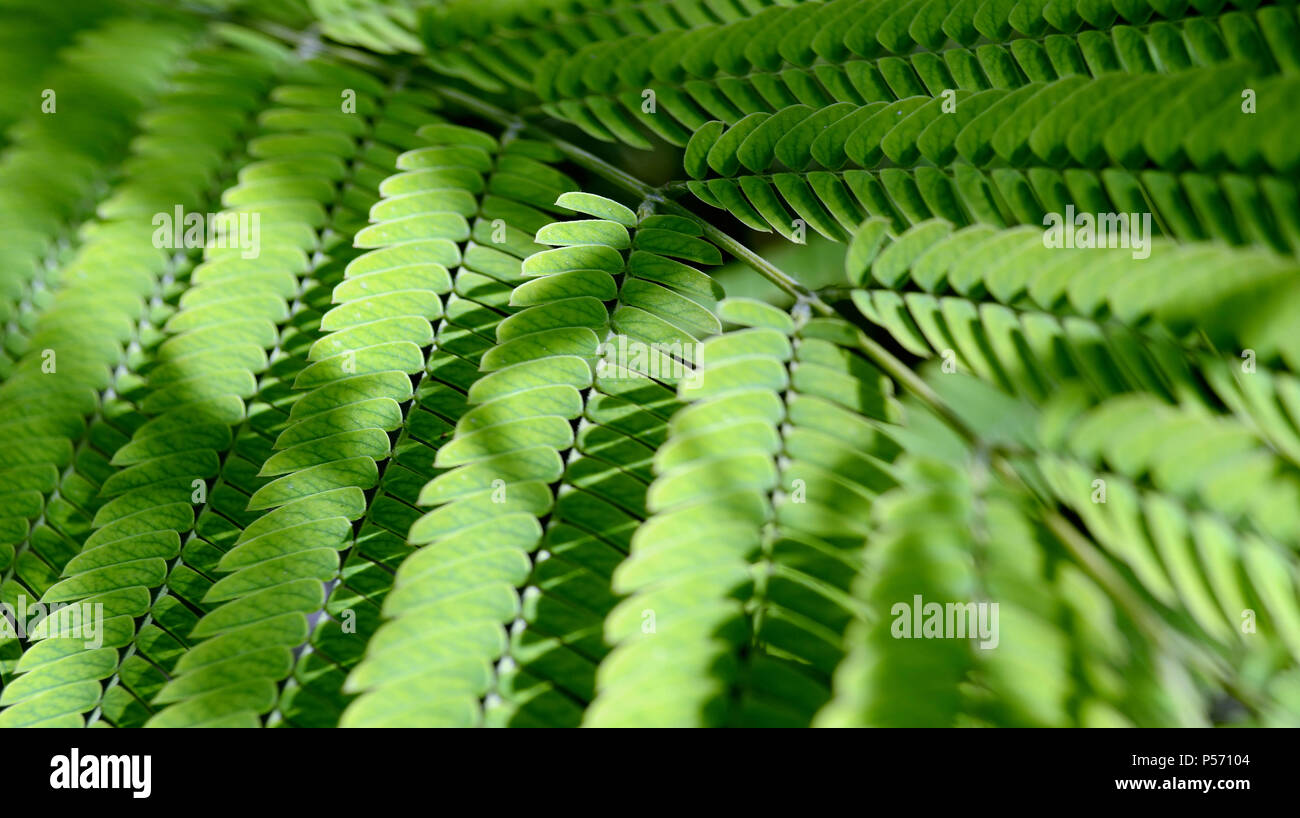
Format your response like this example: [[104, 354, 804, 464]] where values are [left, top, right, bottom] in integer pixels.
[[1, 0, 1299, 728]]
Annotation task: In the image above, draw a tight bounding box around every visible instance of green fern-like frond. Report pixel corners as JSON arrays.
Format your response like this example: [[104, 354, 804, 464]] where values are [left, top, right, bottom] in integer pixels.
[[339, 198, 730, 726], [581, 299, 906, 726], [2, 0, 1299, 731], [817, 412, 1211, 727]]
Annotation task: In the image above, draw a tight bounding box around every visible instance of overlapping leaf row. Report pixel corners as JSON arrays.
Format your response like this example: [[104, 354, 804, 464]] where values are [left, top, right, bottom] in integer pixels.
[[0, 0, 125, 141], [308, 0, 429, 54], [846, 218, 1264, 412], [0, 46, 287, 724], [1199, 357, 1300, 471], [276, 131, 595, 727], [128, 70, 446, 729], [0, 56, 406, 729], [814, 447, 983, 727], [424, 0, 783, 97], [680, 65, 1300, 250], [847, 224, 1300, 651], [0, 18, 196, 380], [847, 225, 1300, 720], [288, 134, 629, 728], [479, 206, 726, 728], [1032, 403, 1300, 687], [90, 60, 396, 728], [155, 121, 579, 728], [579, 298, 907, 726], [533, 0, 1296, 149], [848, 219, 1300, 393], [816, 423, 1202, 727], [849, 219, 1300, 553], [996, 390, 1300, 723], [0, 42, 277, 717], [341, 199, 728, 726], [847, 219, 1300, 478]]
